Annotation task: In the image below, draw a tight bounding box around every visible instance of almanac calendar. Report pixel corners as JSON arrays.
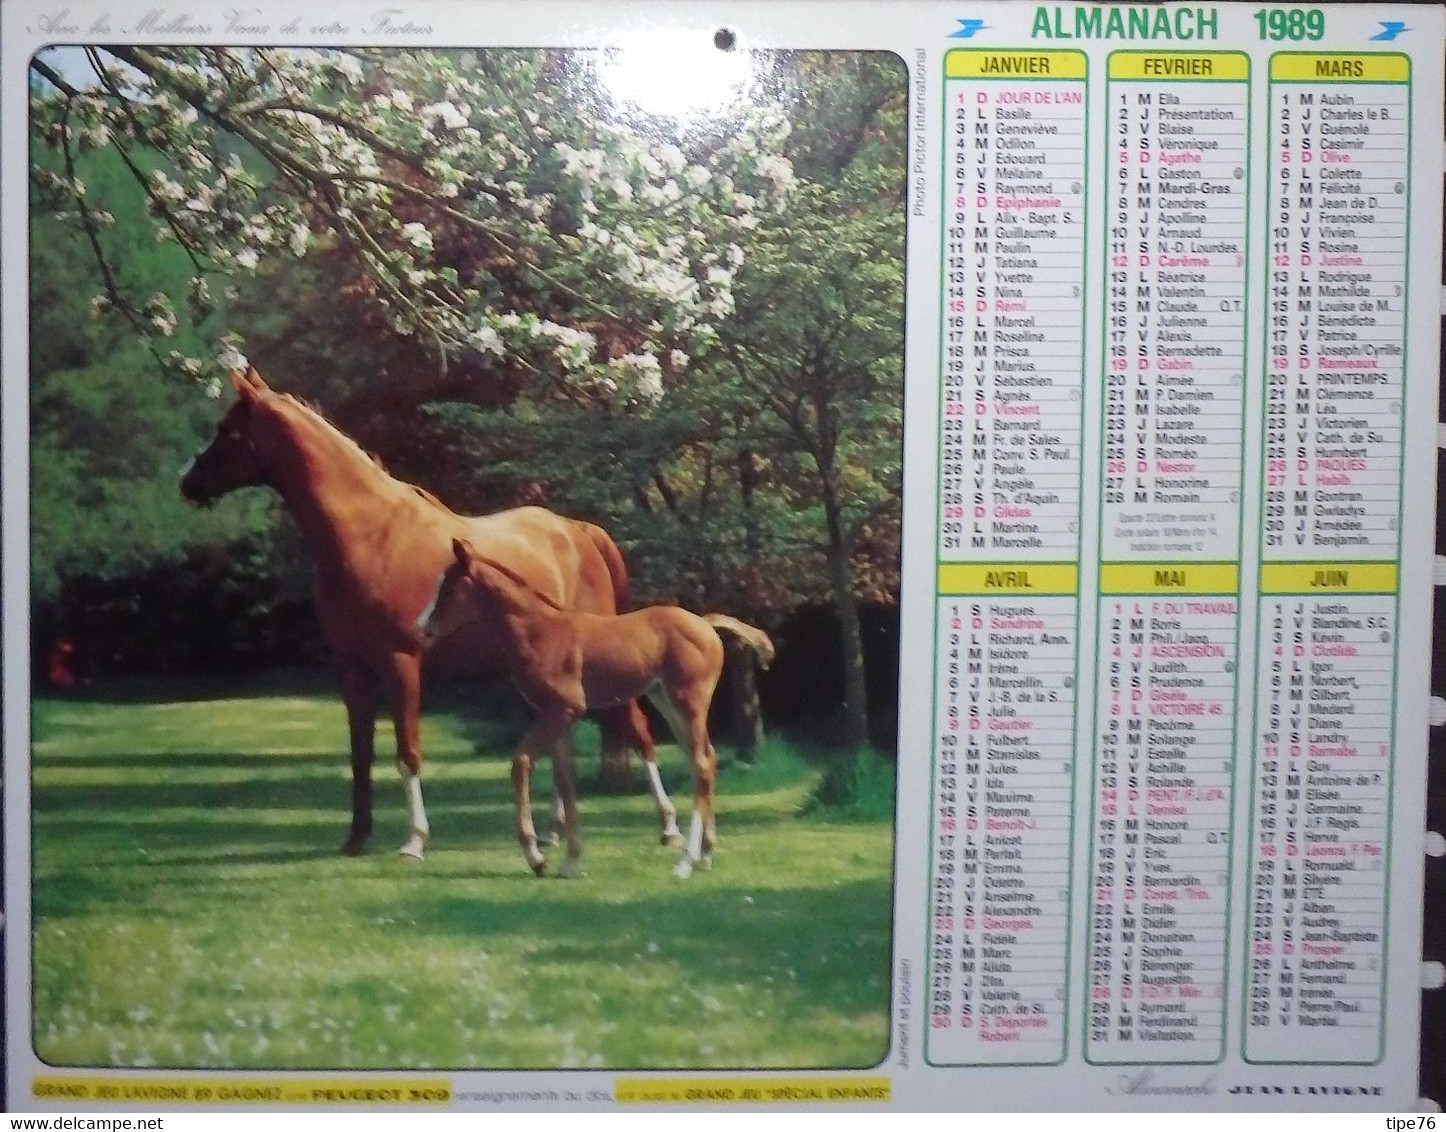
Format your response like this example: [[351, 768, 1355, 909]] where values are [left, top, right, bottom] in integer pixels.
[[2, 0, 1441, 1113]]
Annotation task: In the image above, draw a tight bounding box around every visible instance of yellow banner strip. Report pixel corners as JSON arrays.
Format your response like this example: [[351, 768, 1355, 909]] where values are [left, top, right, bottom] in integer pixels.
[[1110, 51, 1249, 81], [33, 1077, 451, 1106], [1270, 53, 1409, 83], [1260, 561, 1399, 594], [938, 562, 1078, 595], [946, 49, 1087, 80], [1099, 562, 1238, 595], [616, 1077, 891, 1105]]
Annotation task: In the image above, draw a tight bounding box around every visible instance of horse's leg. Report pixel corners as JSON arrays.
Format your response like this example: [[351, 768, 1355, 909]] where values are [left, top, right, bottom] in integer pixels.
[[511, 746, 546, 876], [551, 728, 584, 879], [338, 659, 379, 856], [674, 728, 718, 879], [387, 651, 430, 860], [546, 787, 565, 848], [648, 690, 712, 879], [602, 702, 679, 845], [700, 736, 719, 862], [512, 711, 571, 875]]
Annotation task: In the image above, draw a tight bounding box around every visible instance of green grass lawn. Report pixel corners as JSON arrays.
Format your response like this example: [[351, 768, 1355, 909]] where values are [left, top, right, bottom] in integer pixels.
[[30, 672, 894, 1071]]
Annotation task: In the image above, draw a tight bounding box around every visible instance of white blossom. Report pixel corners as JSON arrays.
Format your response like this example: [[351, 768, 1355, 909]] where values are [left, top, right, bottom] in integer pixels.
[[332, 54, 363, 85], [150, 172, 185, 202], [217, 343, 248, 372], [420, 101, 468, 131], [608, 352, 665, 404], [468, 326, 503, 356], [654, 143, 686, 176], [400, 222, 433, 252]]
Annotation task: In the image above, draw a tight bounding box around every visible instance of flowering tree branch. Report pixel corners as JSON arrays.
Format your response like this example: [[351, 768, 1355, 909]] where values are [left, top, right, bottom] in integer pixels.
[[30, 45, 796, 402]]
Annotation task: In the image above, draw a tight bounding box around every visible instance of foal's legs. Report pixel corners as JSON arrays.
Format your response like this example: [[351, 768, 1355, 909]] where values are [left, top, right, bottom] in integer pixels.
[[546, 791, 566, 847], [387, 651, 430, 860], [647, 691, 715, 879], [674, 724, 718, 880], [601, 702, 680, 844], [512, 713, 573, 876], [550, 729, 583, 879]]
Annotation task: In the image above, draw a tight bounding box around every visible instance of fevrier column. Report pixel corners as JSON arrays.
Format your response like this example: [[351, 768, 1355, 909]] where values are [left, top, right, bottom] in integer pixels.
[[1085, 51, 1250, 1066]]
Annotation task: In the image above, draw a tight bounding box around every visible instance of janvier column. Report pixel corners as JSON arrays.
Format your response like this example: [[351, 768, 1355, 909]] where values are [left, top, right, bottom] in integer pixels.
[[1085, 50, 1250, 1065], [928, 47, 1087, 1066]]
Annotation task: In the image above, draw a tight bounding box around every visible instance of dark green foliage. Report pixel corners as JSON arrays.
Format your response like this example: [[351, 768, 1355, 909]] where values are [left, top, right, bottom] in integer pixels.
[[804, 745, 898, 822], [31, 143, 286, 669]]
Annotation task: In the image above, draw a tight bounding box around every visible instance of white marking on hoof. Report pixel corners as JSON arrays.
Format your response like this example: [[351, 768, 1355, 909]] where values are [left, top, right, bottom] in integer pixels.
[[647, 763, 680, 839], [558, 856, 581, 880], [700, 853, 714, 871], [398, 768, 431, 853], [524, 841, 547, 876], [685, 811, 705, 861], [673, 857, 695, 880]]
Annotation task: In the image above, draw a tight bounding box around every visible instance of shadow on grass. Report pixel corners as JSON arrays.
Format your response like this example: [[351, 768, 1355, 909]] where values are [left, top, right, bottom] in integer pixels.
[[380, 875, 893, 1069], [32, 748, 797, 833], [33, 667, 340, 706]]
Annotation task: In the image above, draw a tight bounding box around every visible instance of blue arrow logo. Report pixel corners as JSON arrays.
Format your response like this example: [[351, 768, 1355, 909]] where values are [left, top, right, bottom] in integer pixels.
[[1369, 20, 1409, 40], [948, 18, 988, 38]]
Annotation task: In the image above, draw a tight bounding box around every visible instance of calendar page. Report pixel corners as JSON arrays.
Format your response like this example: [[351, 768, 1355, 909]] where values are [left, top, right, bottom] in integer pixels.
[[2, 0, 1440, 1113]]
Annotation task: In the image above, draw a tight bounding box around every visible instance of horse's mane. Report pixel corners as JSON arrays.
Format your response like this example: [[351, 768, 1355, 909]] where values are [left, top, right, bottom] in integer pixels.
[[280, 394, 452, 515], [471, 555, 570, 614], [411, 485, 449, 511]]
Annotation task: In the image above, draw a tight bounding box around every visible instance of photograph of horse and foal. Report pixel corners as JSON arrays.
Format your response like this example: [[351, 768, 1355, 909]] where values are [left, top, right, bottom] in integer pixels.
[[28, 44, 906, 1069]]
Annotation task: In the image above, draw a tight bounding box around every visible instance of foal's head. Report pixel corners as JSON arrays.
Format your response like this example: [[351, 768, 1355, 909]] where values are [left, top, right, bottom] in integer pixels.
[[419, 539, 566, 644], [418, 539, 501, 643]]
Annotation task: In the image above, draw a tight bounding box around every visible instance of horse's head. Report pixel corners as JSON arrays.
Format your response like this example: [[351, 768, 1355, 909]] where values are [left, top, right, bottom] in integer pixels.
[[179, 368, 275, 506]]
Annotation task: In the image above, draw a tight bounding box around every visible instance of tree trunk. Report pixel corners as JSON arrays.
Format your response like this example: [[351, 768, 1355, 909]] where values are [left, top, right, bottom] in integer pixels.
[[724, 634, 766, 760], [823, 492, 870, 749]]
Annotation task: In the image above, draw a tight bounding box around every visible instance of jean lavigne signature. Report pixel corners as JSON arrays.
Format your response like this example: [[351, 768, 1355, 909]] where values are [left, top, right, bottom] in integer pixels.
[[1107, 1069, 1218, 1097]]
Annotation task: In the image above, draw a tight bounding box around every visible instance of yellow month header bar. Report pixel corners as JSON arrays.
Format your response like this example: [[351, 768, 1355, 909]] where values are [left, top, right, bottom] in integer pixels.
[[616, 1077, 891, 1105], [1109, 51, 1249, 81], [1260, 562, 1399, 594], [938, 562, 1078, 595], [946, 49, 1087, 80], [33, 1077, 451, 1105], [1099, 562, 1238, 595], [1270, 53, 1409, 83]]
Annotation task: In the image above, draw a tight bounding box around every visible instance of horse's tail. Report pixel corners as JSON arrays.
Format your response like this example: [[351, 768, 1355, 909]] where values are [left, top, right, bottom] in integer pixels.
[[578, 520, 631, 613], [704, 614, 776, 669]]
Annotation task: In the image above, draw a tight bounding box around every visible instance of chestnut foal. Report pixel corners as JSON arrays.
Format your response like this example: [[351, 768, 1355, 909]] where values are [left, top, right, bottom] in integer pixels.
[[420, 538, 773, 879]]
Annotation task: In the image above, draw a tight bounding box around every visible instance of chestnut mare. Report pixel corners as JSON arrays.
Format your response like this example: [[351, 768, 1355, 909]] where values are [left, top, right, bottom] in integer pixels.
[[179, 367, 678, 857], [419, 538, 774, 878]]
